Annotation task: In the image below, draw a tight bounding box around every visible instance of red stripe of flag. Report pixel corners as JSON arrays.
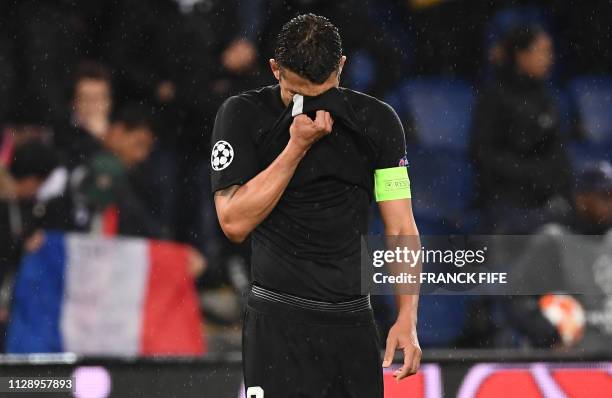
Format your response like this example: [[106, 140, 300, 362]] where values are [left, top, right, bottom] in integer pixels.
[[141, 240, 206, 355]]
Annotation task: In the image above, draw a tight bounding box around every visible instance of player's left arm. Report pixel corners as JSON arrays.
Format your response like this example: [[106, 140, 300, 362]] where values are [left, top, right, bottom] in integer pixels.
[[379, 198, 422, 380], [373, 101, 421, 380]]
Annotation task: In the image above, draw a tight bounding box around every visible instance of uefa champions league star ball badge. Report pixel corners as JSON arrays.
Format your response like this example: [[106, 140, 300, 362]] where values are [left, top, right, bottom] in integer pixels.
[[211, 140, 234, 171]]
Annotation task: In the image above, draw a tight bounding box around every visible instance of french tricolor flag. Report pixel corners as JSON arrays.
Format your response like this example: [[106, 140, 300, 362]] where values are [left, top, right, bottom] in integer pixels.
[[7, 232, 205, 356]]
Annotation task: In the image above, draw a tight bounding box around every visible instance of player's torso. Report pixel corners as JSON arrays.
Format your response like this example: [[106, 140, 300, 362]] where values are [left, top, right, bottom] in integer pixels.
[[242, 85, 382, 299]]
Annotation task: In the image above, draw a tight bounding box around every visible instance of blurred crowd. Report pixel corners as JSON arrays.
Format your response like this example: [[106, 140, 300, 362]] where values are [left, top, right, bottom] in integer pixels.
[[1, 0, 612, 353]]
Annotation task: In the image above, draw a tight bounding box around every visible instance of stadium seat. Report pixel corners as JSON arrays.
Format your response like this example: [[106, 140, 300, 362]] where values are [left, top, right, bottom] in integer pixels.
[[567, 141, 612, 172], [344, 49, 376, 93], [551, 86, 573, 136], [406, 146, 478, 233], [417, 296, 469, 347], [568, 76, 612, 144], [387, 79, 475, 151]]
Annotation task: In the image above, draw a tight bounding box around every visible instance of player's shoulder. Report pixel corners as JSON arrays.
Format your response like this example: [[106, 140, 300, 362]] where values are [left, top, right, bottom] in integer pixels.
[[220, 85, 280, 115], [341, 88, 399, 118], [340, 87, 401, 126]]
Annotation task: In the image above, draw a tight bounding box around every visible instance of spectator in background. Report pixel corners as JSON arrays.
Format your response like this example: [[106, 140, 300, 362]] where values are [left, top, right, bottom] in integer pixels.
[[43, 103, 162, 238], [470, 25, 572, 233], [79, 102, 160, 237], [0, 142, 55, 351], [0, 142, 57, 288], [103, 104, 154, 171], [507, 161, 612, 349], [55, 61, 113, 169], [564, 161, 612, 234]]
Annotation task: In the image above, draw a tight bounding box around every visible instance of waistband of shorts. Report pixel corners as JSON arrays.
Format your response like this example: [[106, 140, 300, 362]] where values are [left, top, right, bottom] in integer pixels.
[[248, 285, 373, 325], [251, 285, 371, 312]]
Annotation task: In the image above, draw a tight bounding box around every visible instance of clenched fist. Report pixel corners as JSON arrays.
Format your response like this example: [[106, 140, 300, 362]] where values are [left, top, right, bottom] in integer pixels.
[[289, 110, 333, 151]]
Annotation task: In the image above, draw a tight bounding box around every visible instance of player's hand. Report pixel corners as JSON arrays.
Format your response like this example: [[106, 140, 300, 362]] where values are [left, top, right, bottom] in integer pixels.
[[289, 110, 333, 151], [382, 320, 422, 380]]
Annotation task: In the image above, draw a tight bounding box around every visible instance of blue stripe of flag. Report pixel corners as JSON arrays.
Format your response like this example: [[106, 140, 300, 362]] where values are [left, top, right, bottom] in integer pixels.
[[6, 231, 66, 353]]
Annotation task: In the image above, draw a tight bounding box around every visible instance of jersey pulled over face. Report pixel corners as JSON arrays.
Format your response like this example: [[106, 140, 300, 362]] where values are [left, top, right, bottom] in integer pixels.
[[211, 85, 409, 301]]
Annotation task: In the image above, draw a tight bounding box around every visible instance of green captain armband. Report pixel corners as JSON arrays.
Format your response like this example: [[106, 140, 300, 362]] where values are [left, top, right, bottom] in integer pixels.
[[374, 166, 411, 202]]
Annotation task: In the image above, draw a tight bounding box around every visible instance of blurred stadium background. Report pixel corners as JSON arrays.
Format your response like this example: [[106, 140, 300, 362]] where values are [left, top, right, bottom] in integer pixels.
[[1, 0, 612, 396]]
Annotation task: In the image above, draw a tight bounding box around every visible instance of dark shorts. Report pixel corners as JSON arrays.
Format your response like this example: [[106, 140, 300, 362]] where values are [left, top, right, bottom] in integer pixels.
[[242, 286, 383, 398]]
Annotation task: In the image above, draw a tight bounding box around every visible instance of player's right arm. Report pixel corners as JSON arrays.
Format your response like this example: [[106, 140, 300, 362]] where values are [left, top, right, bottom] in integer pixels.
[[213, 97, 332, 243]]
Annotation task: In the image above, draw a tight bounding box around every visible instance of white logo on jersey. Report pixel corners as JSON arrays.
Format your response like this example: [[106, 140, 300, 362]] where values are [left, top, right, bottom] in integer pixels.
[[246, 386, 264, 397], [211, 140, 234, 171]]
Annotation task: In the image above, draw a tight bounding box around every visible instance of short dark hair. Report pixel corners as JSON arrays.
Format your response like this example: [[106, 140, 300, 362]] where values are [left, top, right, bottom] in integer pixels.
[[10, 141, 57, 180], [74, 60, 112, 86], [111, 102, 154, 132], [274, 13, 342, 84], [502, 25, 547, 67]]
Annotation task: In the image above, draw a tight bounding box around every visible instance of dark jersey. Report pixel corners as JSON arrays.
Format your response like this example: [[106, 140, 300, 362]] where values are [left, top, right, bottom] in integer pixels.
[[211, 85, 406, 301]]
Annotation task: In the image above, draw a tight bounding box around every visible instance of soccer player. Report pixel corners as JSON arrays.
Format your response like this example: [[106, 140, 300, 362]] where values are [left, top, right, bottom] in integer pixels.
[[212, 14, 421, 398]]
